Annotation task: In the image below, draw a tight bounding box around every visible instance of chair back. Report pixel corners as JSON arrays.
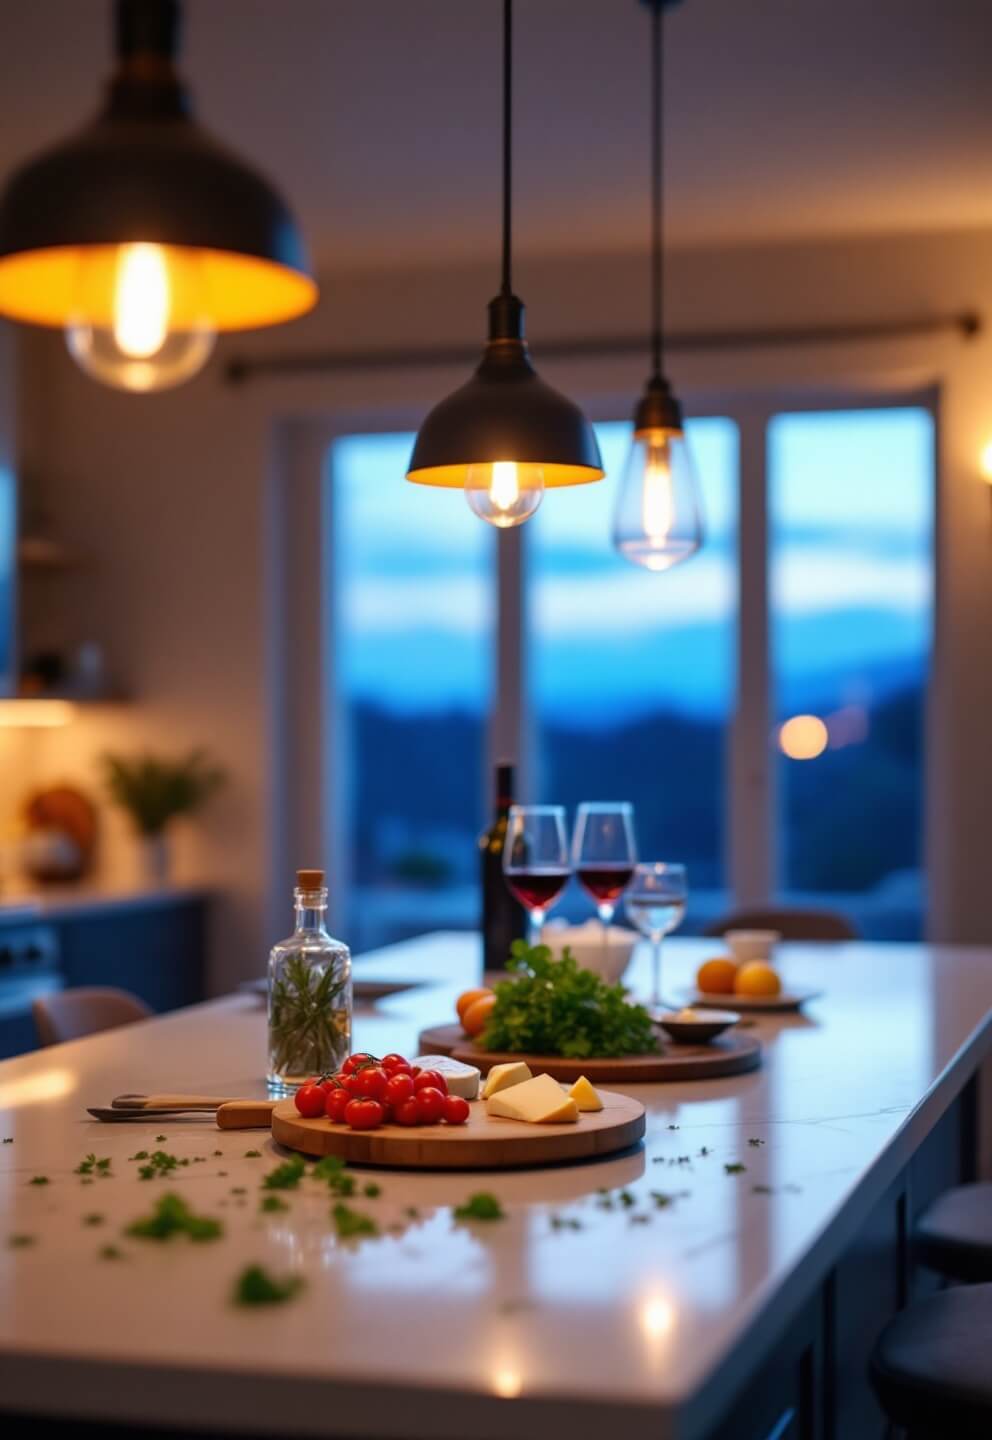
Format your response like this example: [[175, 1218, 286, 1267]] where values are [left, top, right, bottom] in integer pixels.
[[32, 987, 152, 1047], [703, 907, 859, 941]]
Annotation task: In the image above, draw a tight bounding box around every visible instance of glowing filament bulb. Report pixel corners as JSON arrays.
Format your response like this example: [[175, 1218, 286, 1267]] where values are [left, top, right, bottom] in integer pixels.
[[465, 461, 544, 527], [490, 461, 520, 511], [113, 244, 170, 358], [642, 444, 674, 543]]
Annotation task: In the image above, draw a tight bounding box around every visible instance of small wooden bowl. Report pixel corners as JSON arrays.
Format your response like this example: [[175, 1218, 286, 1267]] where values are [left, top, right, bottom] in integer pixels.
[[657, 1010, 740, 1044]]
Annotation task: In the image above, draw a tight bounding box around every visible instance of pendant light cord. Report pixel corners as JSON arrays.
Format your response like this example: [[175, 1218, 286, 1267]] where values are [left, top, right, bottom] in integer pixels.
[[650, 0, 664, 380], [501, 0, 513, 297]]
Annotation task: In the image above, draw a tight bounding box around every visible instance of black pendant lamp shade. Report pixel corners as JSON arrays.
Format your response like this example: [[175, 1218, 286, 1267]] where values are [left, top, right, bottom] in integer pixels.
[[0, 0, 316, 333], [407, 0, 603, 498]]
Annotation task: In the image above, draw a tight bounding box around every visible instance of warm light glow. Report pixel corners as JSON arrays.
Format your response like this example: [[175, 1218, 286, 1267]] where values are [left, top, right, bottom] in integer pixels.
[[0, 1067, 76, 1108], [0, 700, 76, 728], [981, 440, 992, 484], [113, 244, 170, 358], [492, 1368, 522, 1398], [779, 713, 829, 760], [642, 441, 674, 543], [464, 461, 545, 527], [639, 1296, 676, 1336], [491, 461, 521, 511]]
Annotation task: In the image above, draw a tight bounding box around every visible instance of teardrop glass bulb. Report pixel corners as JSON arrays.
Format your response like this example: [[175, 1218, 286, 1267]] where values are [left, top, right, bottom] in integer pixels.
[[612, 427, 703, 571], [465, 461, 544, 528]]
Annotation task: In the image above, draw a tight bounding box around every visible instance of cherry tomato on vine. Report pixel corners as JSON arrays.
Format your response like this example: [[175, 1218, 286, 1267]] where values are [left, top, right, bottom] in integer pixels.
[[442, 1095, 470, 1125], [352, 1065, 388, 1100], [294, 1083, 326, 1119], [381, 1053, 412, 1074], [345, 1098, 385, 1130], [414, 1069, 448, 1096], [394, 1098, 420, 1127], [342, 1052, 376, 1075], [324, 1086, 351, 1123], [384, 1072, 415, 1107], [414, 1086, 446, 1124]]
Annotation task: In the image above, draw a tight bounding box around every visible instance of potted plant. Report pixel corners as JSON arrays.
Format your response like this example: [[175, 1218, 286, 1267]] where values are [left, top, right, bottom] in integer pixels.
[[101, 749, 225, 884]]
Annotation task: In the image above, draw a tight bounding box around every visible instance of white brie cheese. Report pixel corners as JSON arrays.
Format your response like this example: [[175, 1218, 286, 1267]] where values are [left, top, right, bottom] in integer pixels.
[[412, 1055, 481, 1100]]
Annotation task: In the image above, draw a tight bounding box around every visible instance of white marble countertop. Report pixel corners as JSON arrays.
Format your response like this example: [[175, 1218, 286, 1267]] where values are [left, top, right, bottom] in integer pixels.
[[1, 932, 991, 1439]]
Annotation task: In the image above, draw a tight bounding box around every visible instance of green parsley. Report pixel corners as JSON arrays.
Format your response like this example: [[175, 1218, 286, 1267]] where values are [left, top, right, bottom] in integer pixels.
[[404, 1206, 421, 1220], [331, 1203, 379, 1239], [550, 1214, 583, 1231], [75, 1154, 112, 1177], [244, 1150, 262, 1159], [480, 941, 659, 1058], [260, 1195, 288, 1213], [125, 1192, 223, 1243], [82, 1213, 105, 1227], [748, 1138, 766, 1148], [311, 1155, 355, 1196], [724, 1162, 747, 1175], [363, 1182, 381, 1199], [129, 1150, 149, 1161], [99, 1245, 125, 1260], [233, 1265, 304, 1306], [454, 1191, 505, 1222], [155, 1135, 167, 1143], [618, 1190, 636, 1209], [137, 1150, 181, 1181], [261, 1155, 306, 1191], [28, 1175, 49, 1187]]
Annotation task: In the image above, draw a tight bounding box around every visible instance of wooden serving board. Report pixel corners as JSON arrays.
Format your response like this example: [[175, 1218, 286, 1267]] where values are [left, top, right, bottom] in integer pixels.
[[417, 1023, 762, 1083], [270, 1091, 645, 1170]]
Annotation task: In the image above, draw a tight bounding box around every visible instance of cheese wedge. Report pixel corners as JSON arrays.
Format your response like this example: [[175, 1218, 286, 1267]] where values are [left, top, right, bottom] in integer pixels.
[[482, 1060, 533, 1099], [568, 1075, 603, 1112], [412, 1055, 481, 1100], [486, 1072, 579, 1124]]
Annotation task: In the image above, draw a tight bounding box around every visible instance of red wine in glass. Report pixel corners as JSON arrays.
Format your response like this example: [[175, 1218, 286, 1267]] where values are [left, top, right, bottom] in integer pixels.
[[505, 869, 570, 913], [577, 863, 635, 906]]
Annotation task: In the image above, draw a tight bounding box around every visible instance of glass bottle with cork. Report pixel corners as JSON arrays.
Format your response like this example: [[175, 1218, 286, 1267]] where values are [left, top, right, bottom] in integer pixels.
[[267, 868, 351, 1092]]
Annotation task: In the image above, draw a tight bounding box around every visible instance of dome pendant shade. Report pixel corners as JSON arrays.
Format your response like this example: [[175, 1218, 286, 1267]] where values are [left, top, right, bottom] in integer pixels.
[[0, 0, 316, 335], [406, 295, 604, 490]]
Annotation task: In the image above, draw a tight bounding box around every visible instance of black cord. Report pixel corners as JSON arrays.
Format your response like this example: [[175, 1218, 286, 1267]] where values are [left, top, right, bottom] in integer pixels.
[[501, 0, 513, 297], [650, 0, 664, 379]]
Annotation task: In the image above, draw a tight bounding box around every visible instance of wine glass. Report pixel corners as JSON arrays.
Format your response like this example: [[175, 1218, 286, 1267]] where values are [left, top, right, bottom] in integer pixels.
[[624, 863, 688, 1012], [572, 802, 638, 938], [502, 804, 570, 946]]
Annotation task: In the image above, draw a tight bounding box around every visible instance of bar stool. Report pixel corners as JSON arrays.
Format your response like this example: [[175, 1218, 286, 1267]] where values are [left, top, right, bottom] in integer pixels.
[[916, 1184, 992, 1282], [871, 1282, 992, 1438]]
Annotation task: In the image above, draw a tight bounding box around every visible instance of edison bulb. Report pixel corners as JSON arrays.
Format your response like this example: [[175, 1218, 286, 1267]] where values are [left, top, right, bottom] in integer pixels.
[[612, 428, 703, 571], [465, 461, 544, 527], [66, 243, 215, 392]]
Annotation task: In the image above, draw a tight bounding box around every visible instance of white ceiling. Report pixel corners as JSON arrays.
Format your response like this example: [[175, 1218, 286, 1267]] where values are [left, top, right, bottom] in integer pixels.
[[2, 0, 991, 270]]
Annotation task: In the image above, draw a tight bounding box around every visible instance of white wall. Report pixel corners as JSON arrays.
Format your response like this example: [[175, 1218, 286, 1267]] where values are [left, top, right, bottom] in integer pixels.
[[9, 227, 992, 991]]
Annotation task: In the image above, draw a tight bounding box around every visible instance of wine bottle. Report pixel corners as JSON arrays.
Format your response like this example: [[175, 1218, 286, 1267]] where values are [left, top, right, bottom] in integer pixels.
[[479, 763, 527, 980]]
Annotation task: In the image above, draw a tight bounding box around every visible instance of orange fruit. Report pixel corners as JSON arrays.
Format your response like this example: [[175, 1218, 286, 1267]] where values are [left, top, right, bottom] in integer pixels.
[[456, 987, 493, 1023], [696, 958, 739, 995], [461, 993, 497, 1037], [734, 961, 781, 997]]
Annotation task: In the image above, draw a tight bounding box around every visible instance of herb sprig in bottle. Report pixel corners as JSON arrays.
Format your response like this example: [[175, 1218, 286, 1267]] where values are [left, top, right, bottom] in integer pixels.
[[267, 869, 351, 1092]]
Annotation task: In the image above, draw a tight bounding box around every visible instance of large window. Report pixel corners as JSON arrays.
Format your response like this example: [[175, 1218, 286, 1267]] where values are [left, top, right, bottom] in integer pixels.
[[769, 407, 933, 937], [331, 432, 494, 951], [530, 418, 738, 930], [326, 396, 934, 951]]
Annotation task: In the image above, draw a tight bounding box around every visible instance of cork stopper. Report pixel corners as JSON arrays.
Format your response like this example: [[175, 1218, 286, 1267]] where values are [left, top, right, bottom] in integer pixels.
[[296, 868, 325, 890]]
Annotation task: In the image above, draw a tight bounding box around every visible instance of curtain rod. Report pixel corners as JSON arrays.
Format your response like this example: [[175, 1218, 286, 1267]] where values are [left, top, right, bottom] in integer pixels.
[[224, 309, 981, 385]]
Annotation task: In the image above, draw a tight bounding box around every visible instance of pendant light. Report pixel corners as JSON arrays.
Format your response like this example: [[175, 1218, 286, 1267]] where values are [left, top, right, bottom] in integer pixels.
[[0, 0, 317, 392], [406, 0, 604, 527], [613, 0, 703, 571]]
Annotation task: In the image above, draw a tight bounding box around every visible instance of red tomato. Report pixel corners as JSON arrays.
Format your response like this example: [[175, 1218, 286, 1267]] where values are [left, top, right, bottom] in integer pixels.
[[381, 1053, 411, 1074], [384, 1072, 415, 1107], [342, 1052, 376, 1075], [345, 1098, 385, 1130], [294, 1083, 326, 1119], [414, 1086, 445, 1124], [394, 1098, 421, 1127], [341, 1071, 365, 1096], [352, 1065, 388, 1100], [442, 1095, 470, 1125], [324, 1086, 351, 1123], [414, 1069, 448, 1096]]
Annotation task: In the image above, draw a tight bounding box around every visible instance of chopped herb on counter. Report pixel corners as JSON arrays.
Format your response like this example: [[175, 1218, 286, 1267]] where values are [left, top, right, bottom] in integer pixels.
[[8, 1234, 35, 1248], [363, 1182, 381, 1199], [126, 1192, 223, 1243], [651, 1191, 675, 1209], [404, 1206, 420, 1220], [699, 1147, 711, 1157], [618, 1190, 636, 1209], [230, 1187, 247, 1196], [82, 1213, 105, 1227], [99, 1245, 124, 1260], [550, 1215, 583, 1232], [155, 1135, 167, 1143], [233, 1265, 304, 1307], [748, 1138, 765, 1148], [28, 1176, 49, 1187], [137, 1150, 181, 1181], [724, 1162, 747, 1175], [312, 1155, 355, 1196], [213, 1149, 223, 1157], [244, 1150, 262, 1159], [75, 1153, 112, 1177], [454, 1192, 504, 1222], [332, 1203, 379, 1239], [667, 1124, 679, 1130], [129, 1150, 149, 1162], [260, 1195, 288, 1214], [262, 1156, 306, 1191]]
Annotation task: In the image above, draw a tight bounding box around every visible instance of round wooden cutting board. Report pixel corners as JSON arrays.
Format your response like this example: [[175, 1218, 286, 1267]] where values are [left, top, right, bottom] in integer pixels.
[[271, 1090, 645, 1170], [416, 1023, 762, 1083]]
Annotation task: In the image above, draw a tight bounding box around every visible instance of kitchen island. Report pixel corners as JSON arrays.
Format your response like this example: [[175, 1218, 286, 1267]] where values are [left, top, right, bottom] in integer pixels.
[[0, 933, 989, 1440]]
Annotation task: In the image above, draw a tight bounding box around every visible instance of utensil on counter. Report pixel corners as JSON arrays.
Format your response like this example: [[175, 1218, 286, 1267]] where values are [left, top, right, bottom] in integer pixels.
[[111, 1092, 246, 1110], [87, 1097, 277, 1128]]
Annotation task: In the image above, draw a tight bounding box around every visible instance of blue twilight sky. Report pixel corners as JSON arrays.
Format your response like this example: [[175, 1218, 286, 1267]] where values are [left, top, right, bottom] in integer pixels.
[[331, 407, 933, 725]]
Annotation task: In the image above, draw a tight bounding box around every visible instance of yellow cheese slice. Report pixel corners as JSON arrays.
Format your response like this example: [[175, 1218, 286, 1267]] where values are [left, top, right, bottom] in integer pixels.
[[481, 1060, 533, 1099], [568, 1075, 603, 1112], [486, 1072, 579, 1124]]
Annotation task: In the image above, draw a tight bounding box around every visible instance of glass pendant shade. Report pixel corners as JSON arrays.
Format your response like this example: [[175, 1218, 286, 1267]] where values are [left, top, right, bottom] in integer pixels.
[[613, 422, 703, 572], [0, 0, 316, 391]]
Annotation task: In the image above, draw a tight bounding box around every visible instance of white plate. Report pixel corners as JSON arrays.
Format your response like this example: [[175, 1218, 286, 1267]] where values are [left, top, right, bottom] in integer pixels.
[[686, 987, 822, 1013]]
